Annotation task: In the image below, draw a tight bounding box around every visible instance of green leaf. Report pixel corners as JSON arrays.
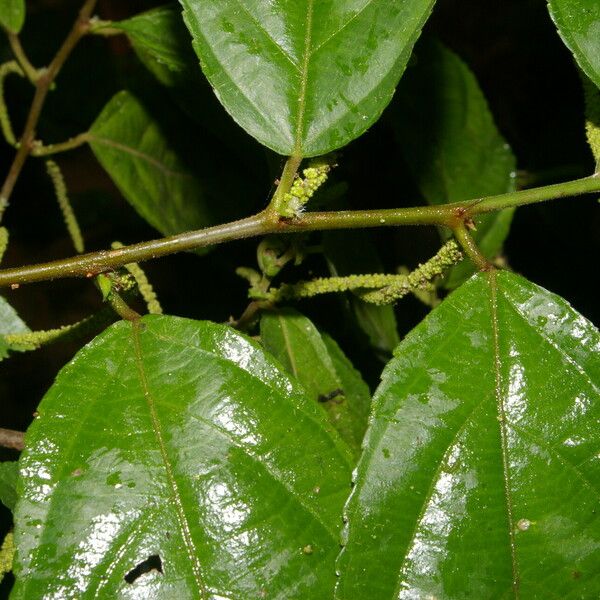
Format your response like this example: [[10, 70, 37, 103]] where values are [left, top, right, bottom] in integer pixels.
[[260, 308, 371, 456], [324, 231, 399, 356], [548, 0, 600, 89], [0, 0, 25, 34], [0, 296, 29, 361], [110, 5, 194, 85], [179, 0, 437, 157], [0, 462, 18, 512], [13, 316, 352, 599], [88, 90, 224, 238], [336, 270, 600, 598], [394, 39, 516, 287], [109, 6, 248, 147]]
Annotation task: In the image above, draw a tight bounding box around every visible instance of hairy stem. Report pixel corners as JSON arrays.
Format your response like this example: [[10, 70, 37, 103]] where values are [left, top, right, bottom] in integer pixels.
[[0, 174, 598, 288], [452, 222, 490, 271], [268, 155, 302, 217], [31, 132, 90, 157], [0, 0, 97, 221]]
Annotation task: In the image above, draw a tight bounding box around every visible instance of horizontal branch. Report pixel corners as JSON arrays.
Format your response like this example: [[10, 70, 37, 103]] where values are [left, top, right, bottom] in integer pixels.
[[0, 174, 598, 288]]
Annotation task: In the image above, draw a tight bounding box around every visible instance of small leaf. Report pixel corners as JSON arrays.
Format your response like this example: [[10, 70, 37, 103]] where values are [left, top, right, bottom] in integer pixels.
[[336, 270, 600, 598], [548, 0, 600, 89], [0, 296, 29, 361], [109, 4, 255, 155], [260, 308, 371, 455], [13, 316, 352, 599], [0, 0, 25, 34], [0, 462, 18, 512], [179, 0, 438, 156], [324, 231, 399, 357], [88, 91, 227, 238], [394, 39, 516, 287]]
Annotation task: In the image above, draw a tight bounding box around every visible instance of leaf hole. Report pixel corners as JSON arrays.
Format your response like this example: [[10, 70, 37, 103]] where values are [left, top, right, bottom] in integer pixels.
[[318, 388, 344, 403], [124, 554, 163, 584]]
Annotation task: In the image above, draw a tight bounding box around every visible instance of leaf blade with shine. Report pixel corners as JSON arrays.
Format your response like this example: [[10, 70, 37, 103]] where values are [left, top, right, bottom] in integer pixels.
[[179, 0, 437, 156], [260, 308, 371, 456], [12, 316, 352, 599], [336, 270, 600, 598], [548, 0, 600, 90]]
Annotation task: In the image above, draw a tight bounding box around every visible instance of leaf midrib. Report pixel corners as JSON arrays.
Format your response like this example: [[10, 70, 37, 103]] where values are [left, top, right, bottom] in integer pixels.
[[131, 321, 207, 598], [488, 269, 520, 599], [88, 134, 192, 179], [293, 0, 314, 156]]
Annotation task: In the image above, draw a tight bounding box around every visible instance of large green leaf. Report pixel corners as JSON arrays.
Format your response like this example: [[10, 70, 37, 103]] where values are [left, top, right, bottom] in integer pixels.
[[0, 296, 29, 361], [89, 91, 225, 238], [394, 39, 516, 287], [336, 270, 600, 598], [179, 0, 437, 157], [260, 308, 371, 456], [548, 0, 600, 89], [13, 316, 352, 598], [0, 0, 25, 34]]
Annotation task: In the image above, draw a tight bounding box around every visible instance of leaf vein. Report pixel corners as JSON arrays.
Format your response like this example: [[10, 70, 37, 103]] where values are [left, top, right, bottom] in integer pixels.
[[131, 321, 207, 598]]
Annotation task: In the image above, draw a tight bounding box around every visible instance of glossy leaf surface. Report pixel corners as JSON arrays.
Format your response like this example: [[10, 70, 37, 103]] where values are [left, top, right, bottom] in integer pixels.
[[179, 0, 437, 156], [13, 316, 352, 599], [0, 462, 18, 512], [548, 0, 600, 89], [89, 91, 222, 238], [260, 308, 371, 455], [337, 270, 600, 598], [394, 40, 516, 287], [0, 0, 25, 34]]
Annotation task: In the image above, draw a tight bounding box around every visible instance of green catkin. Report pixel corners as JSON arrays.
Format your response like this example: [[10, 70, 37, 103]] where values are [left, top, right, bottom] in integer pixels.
[[281, 162, 332, 218], [582, 75, 600, 171], [268, 241, 463, 304], [45, 160, 84, 253], [6, 323, 83, 351], [0, 227, 8, 264], [4, 307, 116, 353], [0, 532, 14, 583], [111, 242, 163, 314], [0, 61, 23, 147]]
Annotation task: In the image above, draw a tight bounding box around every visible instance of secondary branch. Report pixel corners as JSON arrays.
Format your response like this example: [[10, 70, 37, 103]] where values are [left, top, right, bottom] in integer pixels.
[[0, 0, 97, 221], [0, 174, 598, 288]]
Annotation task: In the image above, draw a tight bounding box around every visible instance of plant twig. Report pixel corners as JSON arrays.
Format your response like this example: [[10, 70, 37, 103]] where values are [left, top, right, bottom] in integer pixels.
[[0, 428, 25, 451], [31, 132, 90, 157], [0, 0, 98, 221], [107, 290, 141, 322], [267, 156, 302, 217], [0, 174, 598, 288], [452, 222, 491, 271], [6, 31, 39, 84]]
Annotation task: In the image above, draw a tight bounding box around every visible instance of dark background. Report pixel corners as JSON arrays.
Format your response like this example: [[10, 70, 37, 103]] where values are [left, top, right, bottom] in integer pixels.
[[0, 0, 598, 592]]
